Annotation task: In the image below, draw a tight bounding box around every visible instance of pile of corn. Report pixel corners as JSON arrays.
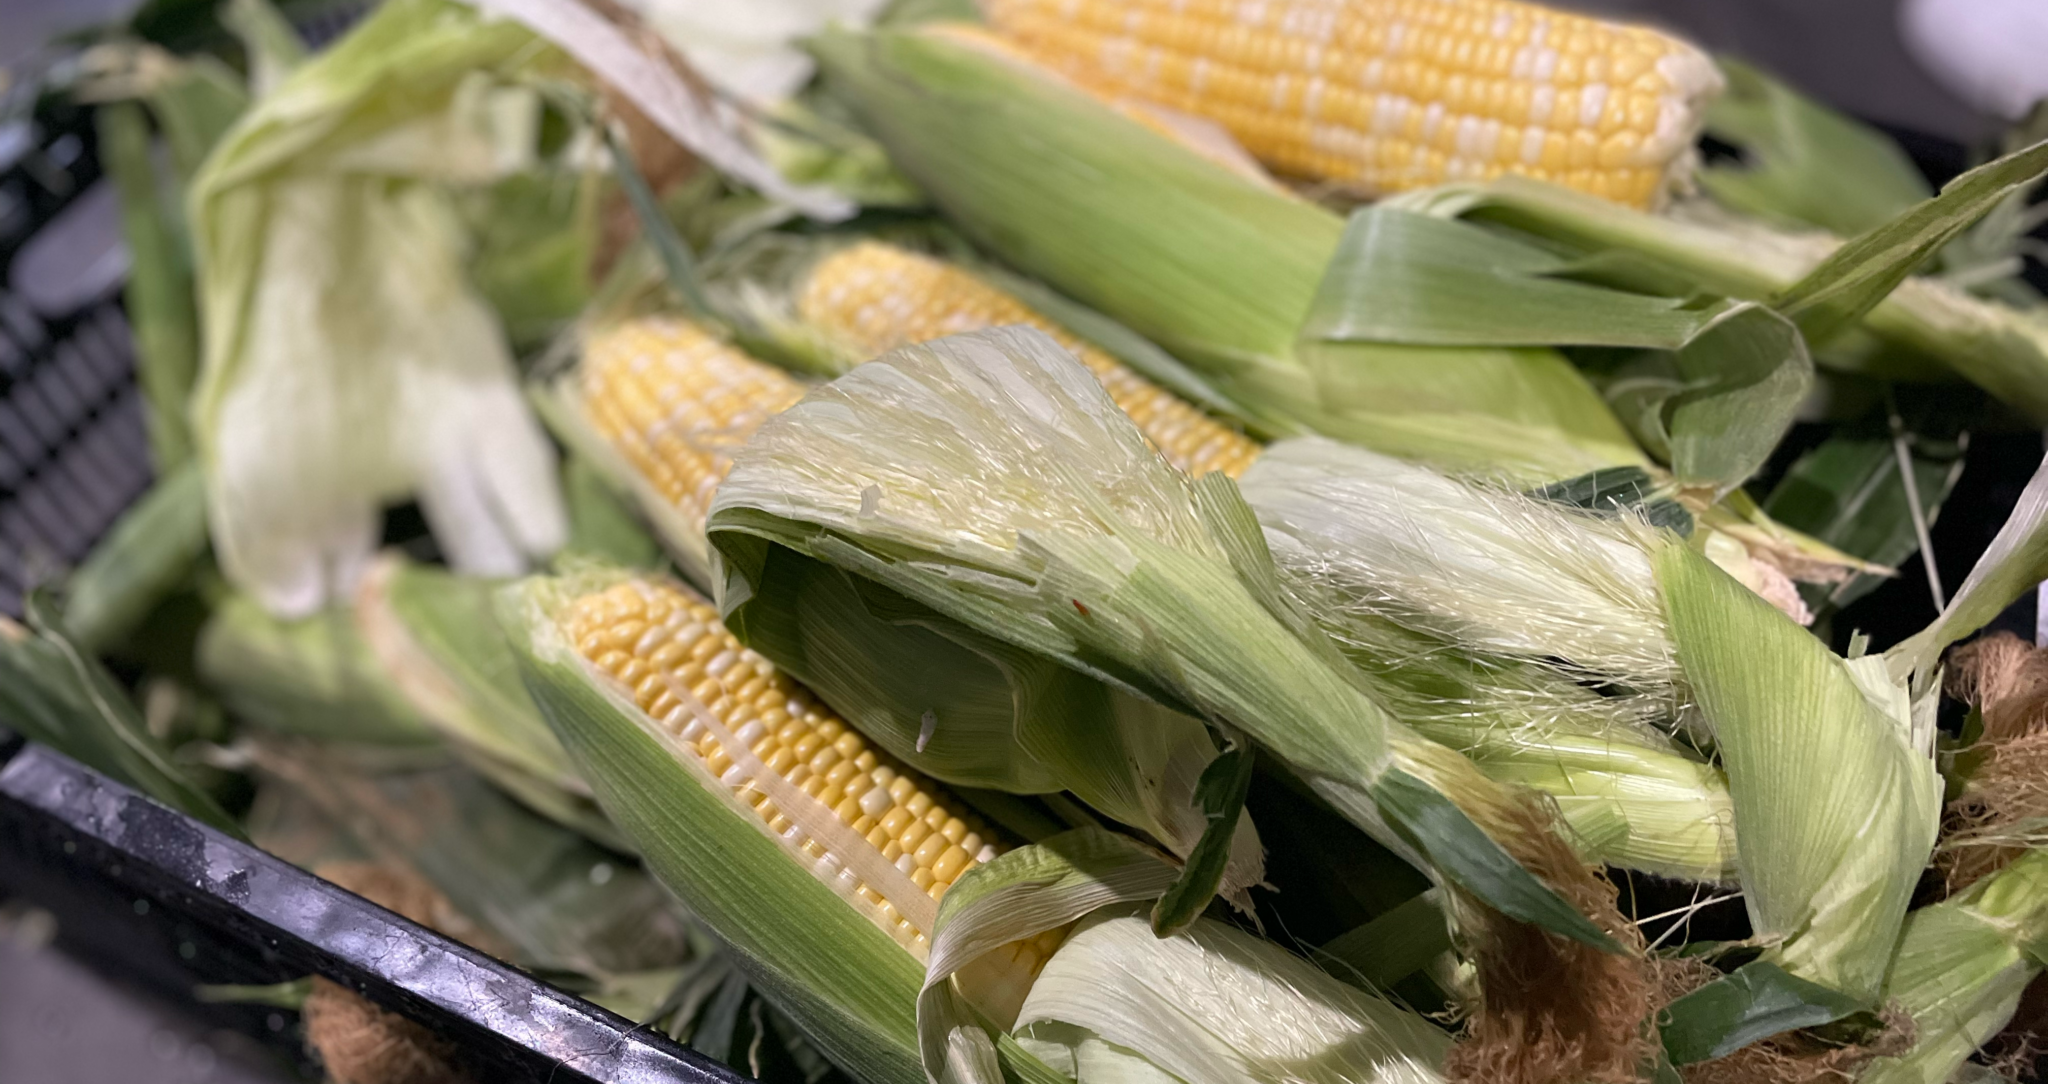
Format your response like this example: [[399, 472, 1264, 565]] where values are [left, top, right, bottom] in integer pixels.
[[30, 2, 2048, 1084]]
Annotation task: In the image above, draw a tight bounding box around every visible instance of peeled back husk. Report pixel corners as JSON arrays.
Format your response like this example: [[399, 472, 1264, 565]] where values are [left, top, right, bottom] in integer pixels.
[[708, 326, 1618, 948], [1239, 434, 1938, 1007]]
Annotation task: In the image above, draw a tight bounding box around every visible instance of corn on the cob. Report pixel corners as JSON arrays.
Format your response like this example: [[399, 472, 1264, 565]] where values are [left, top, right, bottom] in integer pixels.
[[797, 242, 1262, 479], [578, 317, 806, 542], [982, 0, 1723, 208], [557, 575, 1063, 1019]]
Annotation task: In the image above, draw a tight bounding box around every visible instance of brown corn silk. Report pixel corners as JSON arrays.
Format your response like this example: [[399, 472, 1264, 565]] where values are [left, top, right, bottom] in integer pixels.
[[796, 241, 1261, 479], [1445, 792, 1653, 1084], [1941, 632, 2048, 894]]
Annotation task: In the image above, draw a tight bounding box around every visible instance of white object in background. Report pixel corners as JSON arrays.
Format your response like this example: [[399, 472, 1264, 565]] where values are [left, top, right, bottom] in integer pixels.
[[633, 0, 888, 106], [1900, 0, 2048, 120]]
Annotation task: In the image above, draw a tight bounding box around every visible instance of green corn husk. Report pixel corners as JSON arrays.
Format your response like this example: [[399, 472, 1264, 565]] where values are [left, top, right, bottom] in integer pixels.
[[1697, 58, 1932, 238], [1890, 450, 2048, 685], [808, 23, 1643, 484], [2, 593, 241, 835], [1016, 908, 1451, 1084], [805, 22, 1883, 607], [502, 569, 1447, 1084], [1860, 851, 2048, 1084], [353, 557, 625, 849], [1245, 453, 1733, 880], [708, 326, 1618, 948], [1391, 140, 2048, 420], [63, 463, 210, 654], [98, 101, 200, 472], [542, 285, 1265, 891], [503, 567, 936, 1084], [921, 829, 1451, 1084], [197, 592, 441, 747], [1235, 437, 1938, 1015]]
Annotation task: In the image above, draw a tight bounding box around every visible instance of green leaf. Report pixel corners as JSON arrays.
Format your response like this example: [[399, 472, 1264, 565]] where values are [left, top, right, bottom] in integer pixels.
[[360, 560, 623, 848], [1528, 466, 1695, 535], [1658, 960, 1867, 1065], [1401, 176, 2048, 420], [98, 102, 199, 472], [1371, 768, 1618, 951], [198, 591, 440, 748], [1889, 450, 2048, 682], [1762, 426, 1964, 613], [1699, 58, 1931, 238], [1304, 208, 1709, 350], [609, 126, 716, 318], [718, 539, 1256, 872], [219, 0, 307, 94], [137, 56, 250, 183], [1149, 743, 1253, 936], [1306, 208, 1807, 490], [63, 464, 210, 653], [5, 593, 242, 837], [1317, 890, 1450, 989], [561, 454, 663, 569], [464, 169, 601, 349], [1773, 139, 2048, 345], [1661, 303, 1811, 492]]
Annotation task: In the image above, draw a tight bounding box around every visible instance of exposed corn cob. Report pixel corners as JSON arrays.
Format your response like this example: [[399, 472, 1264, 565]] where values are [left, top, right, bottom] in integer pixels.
[[981, 0, 1723, 208], [797, 242, 1262, 479], [556, 574, 1063, 1021], [577, 317, 806, 544]]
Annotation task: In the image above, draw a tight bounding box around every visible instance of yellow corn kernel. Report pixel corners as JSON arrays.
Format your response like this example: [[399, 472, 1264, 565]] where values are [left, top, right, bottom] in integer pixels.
[[560, 577, 1058, 973], [983, 0, 1723, 208], [796, 241, 1261, 479], [578, 317, 806, 540]]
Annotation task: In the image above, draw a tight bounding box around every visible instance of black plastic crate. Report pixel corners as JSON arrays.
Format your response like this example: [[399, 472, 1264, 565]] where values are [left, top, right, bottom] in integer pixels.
[[0, 98, 154, 618], [0, 741, 744, 1084]]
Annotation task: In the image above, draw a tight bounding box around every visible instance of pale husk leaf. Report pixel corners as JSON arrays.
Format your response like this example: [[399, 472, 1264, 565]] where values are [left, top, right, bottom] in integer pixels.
[[708, 327, 1616, 947], [1655, 547, 1939, 1002], [1015, 908, 1450, 1084]]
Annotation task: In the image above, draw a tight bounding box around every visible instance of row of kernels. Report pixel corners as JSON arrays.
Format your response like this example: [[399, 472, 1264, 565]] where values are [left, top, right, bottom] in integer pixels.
[[578, 318, 804, 528], [563, 582, 990, 949], [799, 244, 1259, 478]]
